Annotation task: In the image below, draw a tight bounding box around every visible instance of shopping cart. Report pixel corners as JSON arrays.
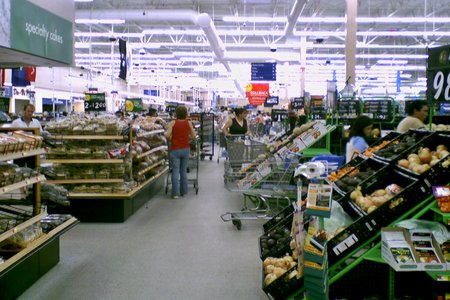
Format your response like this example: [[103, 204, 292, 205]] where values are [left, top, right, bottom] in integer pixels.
[[216, 130, 228, 164], [221, 150, 301, 230], [165, 138, 200, 195]]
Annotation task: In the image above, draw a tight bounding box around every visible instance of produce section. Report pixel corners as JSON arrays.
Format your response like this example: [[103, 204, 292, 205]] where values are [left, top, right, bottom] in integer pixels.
[[257, 129, 450, 299]]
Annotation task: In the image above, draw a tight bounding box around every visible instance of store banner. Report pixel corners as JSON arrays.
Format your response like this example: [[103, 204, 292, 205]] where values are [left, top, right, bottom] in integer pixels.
[[12, 68, 30, 87], [25, 66, 36, 82], [245, 83, 270, 106], [125, 98, 143, 112], [118, 39, 127, 81], [10, 0, 73, 64]]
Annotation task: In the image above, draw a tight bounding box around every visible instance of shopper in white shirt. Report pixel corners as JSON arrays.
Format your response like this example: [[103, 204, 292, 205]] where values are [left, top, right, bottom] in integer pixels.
[[396, 100, 429, 133], [11, 104, 43, 133]]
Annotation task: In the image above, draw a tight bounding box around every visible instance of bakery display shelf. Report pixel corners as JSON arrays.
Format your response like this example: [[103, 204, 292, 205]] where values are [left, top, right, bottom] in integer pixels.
[[50, 135, 126, 140], [0, 216, 78, 273], [137, 161, 166, 176], [0, 148, 46, 163], [136, 129, 165, 138], [0, 212, 47, 245], [0, 175, 46, 195], [46, 179, 124, 184], [44, 159, 123, 164], [68, 166, 169, 199], [69, 167, 168, 222], [136, 145, 168, 159]]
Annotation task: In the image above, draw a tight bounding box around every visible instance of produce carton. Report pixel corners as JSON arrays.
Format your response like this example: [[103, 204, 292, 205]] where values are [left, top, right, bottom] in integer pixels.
[[300, 122, 328, 147], [305, 183, 332, 218], [381, 228, 447, 272], [304, 272, 328, 288], [304, 260, 328, 279]]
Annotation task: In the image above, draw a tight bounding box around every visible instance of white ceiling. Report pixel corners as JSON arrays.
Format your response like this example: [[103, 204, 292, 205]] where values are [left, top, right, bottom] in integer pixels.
[[73, 0, 450, 97]]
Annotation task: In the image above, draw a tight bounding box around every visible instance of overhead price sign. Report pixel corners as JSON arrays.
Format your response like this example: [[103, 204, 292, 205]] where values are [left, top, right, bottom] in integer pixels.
[[291, 97, 304, 110], [251, 62, 277, 81], [246, 83, 270, 106], [84, 92, 106, 112], [125, 98, 143, 112], [427, 44, 450, 102]]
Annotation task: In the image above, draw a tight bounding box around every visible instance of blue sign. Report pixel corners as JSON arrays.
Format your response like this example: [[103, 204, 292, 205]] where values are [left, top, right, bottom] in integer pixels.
[[251, 62, 276, 81]]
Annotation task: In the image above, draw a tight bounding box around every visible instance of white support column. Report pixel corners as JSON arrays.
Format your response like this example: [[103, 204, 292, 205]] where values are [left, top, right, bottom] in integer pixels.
[[300, 36, 307, 96], [345, 0, 357, 85]]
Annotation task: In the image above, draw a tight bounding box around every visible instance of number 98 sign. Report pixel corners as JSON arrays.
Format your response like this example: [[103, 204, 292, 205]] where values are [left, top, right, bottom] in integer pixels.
[[431, 70, 450, 101], [427, 45, 450, 102]]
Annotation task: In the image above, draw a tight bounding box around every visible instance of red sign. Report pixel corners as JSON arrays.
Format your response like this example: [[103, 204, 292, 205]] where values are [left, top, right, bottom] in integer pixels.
[[246, 83, 269, 106], [25, 67, 36, 82]]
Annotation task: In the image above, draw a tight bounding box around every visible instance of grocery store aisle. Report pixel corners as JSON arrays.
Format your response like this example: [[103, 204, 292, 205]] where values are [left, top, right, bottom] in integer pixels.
[[18, 157, 268, 300]]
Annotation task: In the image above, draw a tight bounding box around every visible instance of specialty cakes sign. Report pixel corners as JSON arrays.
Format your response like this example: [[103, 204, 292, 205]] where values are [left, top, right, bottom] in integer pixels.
[[246, 83, 269, 106]]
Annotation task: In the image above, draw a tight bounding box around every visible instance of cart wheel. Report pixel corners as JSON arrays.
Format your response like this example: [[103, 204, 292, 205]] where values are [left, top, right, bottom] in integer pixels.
[[209, 156, 213, 161], [195, 187, 199, 195], [232, 219, 242, 230]]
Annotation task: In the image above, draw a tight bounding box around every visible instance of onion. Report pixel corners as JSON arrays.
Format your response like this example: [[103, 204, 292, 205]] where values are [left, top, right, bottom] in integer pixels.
[[398, 159, 409, 168], [436, 145, 448, 152], [418, 148, 432, 164], [430, 158, 440, 167], [438, 150, 450, 159]]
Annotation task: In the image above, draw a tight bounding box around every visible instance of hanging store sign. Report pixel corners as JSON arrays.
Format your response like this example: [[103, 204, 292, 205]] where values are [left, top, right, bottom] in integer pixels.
[[246, 83, 270, 106], [251, 63, 277, 81], [427, 44, 450, 102], [84, 93, 106, 112], [10, 0, 73, 64], [125, 98, 143, 112]]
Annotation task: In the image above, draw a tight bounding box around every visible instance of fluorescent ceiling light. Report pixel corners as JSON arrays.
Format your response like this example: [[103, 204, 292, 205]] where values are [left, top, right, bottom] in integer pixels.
[[377, 59, 408, 65], [222, 16, 450, 24], [74, 0, 93, 2], [74, 32, 143, 38], [75, 19, 125, 24], [222, 16, 287, 23]]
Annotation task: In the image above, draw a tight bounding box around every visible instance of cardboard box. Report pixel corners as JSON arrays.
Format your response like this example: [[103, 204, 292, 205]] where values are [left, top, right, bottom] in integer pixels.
[[300, 122, 328, 147], [381, 228, 447, 271], [304, 260, 328, 278], [305, 183, 332, 218]]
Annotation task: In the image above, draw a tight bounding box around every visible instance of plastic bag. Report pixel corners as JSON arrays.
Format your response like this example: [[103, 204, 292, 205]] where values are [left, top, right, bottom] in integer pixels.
[[395, 219, 450, 245], [324, 200, 354, 235]]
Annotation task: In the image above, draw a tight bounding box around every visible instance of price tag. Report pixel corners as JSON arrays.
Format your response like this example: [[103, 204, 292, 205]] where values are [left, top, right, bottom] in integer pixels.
[[84, 93, 106, 112]]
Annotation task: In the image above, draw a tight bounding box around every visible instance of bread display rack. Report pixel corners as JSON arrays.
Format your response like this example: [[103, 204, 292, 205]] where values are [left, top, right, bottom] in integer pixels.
[[43, 115, 169, 222], [0, 127, 78, 299]]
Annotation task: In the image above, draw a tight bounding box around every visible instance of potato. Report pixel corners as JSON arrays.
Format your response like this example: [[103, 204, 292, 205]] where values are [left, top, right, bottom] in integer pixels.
[[398, 159, 409, 168]]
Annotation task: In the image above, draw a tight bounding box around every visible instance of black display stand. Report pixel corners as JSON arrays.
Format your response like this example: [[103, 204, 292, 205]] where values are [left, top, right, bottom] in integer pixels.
[[0, 238, 60, 300], [69, 169, 167, 222]]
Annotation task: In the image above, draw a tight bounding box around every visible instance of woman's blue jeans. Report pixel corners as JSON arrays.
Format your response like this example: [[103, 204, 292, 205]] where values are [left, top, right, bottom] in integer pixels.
[[170, 148, 190, 197]]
